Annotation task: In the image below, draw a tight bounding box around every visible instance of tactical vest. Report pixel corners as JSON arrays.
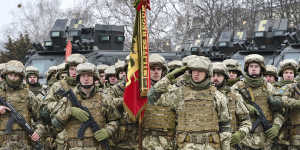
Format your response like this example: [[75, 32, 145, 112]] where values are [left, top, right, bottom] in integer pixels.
[[289, 84, 300, 128], [248, 85, 272, 121], [177, 86, 219, 133], [0, 88, 30, 131], [27, 84, 42, 96], [227, 92, 238, 131], [143, 105, 176, 131], [65, 91, 106, 139]]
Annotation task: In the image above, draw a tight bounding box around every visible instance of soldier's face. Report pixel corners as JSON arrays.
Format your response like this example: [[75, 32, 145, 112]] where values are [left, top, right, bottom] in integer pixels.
[[211, 73, 225, 86], [7, 73, 20, 81], [80, 73, 94, 85], [191, 70, 206, 83], [99, 73, 106, 84], [248, 63, 261, 76], [28, 75, 38, 84], [283, 69, 294, 81], [69, 66, 77, 79], [150, 66, 162, 81], [109, 75, 118, 85], [228, 71, 238, 79], [264, 75, 276, 83], [118, 71, 126, 80]]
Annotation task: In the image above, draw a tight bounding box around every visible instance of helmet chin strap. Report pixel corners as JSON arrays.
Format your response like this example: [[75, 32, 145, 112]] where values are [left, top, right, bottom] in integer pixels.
[[80, 83, 94, 89]]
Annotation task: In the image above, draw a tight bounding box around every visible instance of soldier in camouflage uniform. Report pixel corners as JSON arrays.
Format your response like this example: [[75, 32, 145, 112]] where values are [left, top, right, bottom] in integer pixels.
[[271, 71, 300, 150], [223, 59, 243, 87], [96, 64, 109, 89], [168, 60, 183, 73], [211, 62, 251, 149], [25, 66, 43, 96], [44, 54, 87, 149], [263, 65, 278, 85], [104, 66, 119, 89], [231, 54, 284, 150], [274, 59, 298, 88], [149, 54, 168, 86], [148, 57, 231, 150], [47, 62, 121, 150], [143, 54, 176, 150], [0, 60, 44, 150]]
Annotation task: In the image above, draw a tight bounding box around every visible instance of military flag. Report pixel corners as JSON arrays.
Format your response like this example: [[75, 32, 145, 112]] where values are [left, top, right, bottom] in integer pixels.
[[65, 40, 72, 61], [123, 0, 151, 122]]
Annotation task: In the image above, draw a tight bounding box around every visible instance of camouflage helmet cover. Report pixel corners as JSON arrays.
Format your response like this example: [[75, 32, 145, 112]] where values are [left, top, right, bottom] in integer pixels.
[[149, 54, 168, 77], [0, 63, 6, 74], [168, 60, 183, 70], [223, 59, 242, 75], [244, 54, 265, 73], [278, 59, 298, 77], [264, 65, 278, 79], [25, 66, 39, 77], [66, 54, 87, 66], [46, 66, 57, 80], [187, 57, 211, 76], [3, 60, 25, 77], [211, 62, 229, 79], [182, 55, 199, 66], [76, 62, 98, 80], [115, 60, 126, 72], [105, 65, 116, 75], [97, 64, 109, 73]]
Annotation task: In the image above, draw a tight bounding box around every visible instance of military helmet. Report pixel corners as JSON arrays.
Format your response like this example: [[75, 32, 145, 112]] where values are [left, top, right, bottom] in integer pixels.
[[97, 64, 109, 73], [76, 62, 98, 80], [223, 59, 242, 76], [182, 55, 199, 66], [244, 54, 265, 73], [105, 65, 116, 75], [66, 54, 87, 67], [187, 57, 211, 76], [264, 65, 278, 80], [46, 66, 57, 80], [211, 62, 229, 79], [3, 60, 25, 78], [278, 59, 298, 77], [115, 60, 126, 73], [149, 54, 168, 76], [168, 60, 183, 71], [25, 66, 39, 78]]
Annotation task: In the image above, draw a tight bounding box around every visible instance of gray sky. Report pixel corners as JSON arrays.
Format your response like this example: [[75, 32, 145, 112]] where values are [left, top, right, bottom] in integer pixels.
[[0, 0, 74, 29]]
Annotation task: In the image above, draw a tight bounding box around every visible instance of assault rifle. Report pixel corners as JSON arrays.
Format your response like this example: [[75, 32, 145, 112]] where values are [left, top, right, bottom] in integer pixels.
[[0, 97, 43, 150], [237, 88, 272, 133], [55, 89, 110, 150]]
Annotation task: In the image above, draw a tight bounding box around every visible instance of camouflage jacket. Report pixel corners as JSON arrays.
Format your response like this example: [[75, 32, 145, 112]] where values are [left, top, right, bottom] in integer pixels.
[[48, 85, 120, 139], [0, 81, 45, 137]]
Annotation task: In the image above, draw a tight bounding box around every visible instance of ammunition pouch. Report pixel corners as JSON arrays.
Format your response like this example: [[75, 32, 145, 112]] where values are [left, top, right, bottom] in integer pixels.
[[67, 137, 99, 148], [143, 105, 175, 131], [176, 132, 220, 149]]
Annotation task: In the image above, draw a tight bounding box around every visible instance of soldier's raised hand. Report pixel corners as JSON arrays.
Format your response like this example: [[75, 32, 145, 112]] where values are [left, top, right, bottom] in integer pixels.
[[0, 105, 10, 115]]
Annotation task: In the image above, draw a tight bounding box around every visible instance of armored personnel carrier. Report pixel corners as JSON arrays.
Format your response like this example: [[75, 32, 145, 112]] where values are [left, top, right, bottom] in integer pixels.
[[25, 18, 182, 84]]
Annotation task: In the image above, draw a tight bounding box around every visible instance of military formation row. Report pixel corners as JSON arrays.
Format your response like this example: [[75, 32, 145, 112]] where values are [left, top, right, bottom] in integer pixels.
[[0, 53, 300, 150]]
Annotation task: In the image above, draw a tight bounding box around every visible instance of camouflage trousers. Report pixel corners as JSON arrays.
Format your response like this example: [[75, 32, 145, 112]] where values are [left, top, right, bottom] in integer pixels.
[[241, 132, 273, 150], [143, 131, 175, 150], [0, 130, 31, 150]]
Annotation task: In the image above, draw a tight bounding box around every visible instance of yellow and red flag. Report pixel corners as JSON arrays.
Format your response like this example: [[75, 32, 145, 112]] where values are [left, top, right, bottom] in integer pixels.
[[124, 0, 151, 122], [65, 40, 72, 61]]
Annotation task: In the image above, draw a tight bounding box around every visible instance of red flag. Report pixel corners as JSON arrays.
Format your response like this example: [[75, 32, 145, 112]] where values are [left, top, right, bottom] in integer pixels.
[[65, 40, 72, 61], [124, 0, 151, 122]]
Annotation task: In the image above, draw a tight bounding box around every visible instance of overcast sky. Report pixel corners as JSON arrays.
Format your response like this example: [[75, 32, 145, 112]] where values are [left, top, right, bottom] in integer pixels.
[[0, 0, 74, 29]]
